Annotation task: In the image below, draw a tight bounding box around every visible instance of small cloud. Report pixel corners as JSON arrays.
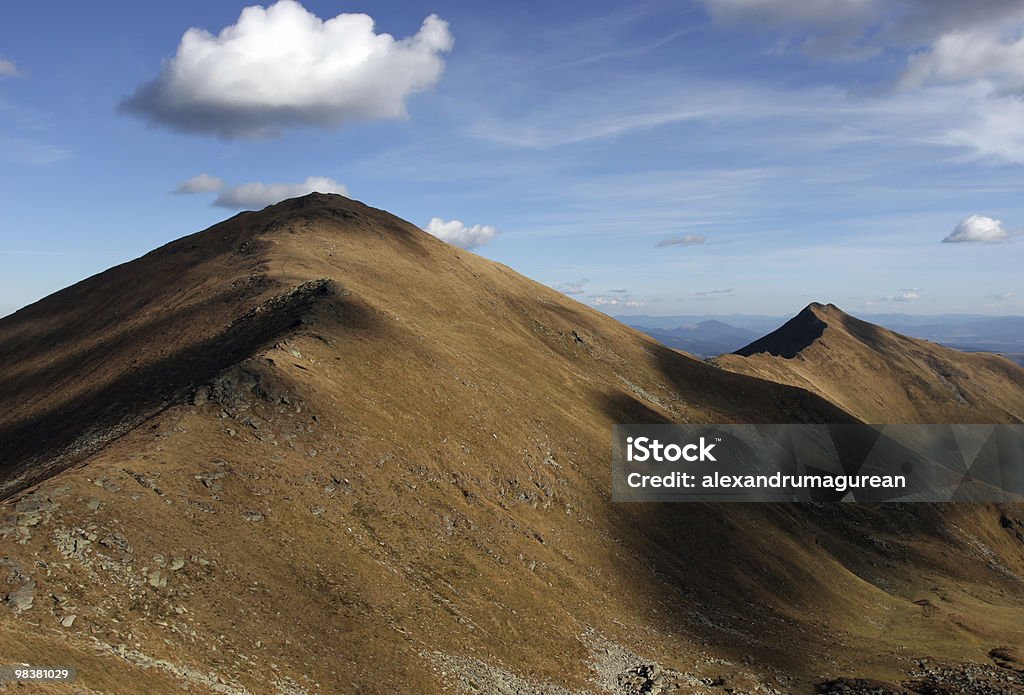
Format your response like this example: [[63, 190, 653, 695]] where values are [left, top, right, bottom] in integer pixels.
[[942, 214, 1014, 243], [553, 278, 588, 295], [0, 58, 19, 78], [423, 217, 498, 249], [989, 291, 1015, 301], [695, 288, 734, 297], [589, 295, 645, 308], [119, 1, 453, 138], [174, 173, 224, 194], [657, 234, 706, 247], [877, 290, 920, 303], [607, 288, 629, 294], [213, 176, 348, 209]]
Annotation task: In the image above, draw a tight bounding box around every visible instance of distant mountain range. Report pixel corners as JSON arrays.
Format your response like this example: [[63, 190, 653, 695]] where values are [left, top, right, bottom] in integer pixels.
[[625, 320, 761, 358], [621, 311, 1024, 365]]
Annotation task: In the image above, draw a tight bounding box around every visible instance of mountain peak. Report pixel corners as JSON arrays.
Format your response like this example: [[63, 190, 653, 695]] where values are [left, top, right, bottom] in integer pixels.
[[150, 192, 436, 264], [803, 301, 845, 320], [266, 191, 355, 212], [733, 302, 835, 358], [722, 301, 1024, 423]]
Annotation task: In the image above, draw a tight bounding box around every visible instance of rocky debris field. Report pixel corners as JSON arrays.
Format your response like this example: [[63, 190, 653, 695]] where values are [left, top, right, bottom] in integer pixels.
[[818, 653, 1024, 694]]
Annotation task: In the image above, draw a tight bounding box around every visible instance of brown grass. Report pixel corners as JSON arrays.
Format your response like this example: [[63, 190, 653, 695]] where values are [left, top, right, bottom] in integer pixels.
[[1, 195, 1022, 694]]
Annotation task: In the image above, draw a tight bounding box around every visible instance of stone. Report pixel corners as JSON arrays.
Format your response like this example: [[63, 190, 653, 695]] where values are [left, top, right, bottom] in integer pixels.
[[192, 386, 210, 405], [100, 532, 132, 554], [8, 581, 36, 611]]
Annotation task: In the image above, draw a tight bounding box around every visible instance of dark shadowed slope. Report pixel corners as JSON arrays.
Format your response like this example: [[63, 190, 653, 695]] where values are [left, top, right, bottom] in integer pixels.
[[733, 303, 827, 359]]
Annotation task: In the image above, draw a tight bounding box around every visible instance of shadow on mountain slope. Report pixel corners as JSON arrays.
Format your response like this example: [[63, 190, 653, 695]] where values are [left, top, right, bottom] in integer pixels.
[[0, 279, 383, 497]]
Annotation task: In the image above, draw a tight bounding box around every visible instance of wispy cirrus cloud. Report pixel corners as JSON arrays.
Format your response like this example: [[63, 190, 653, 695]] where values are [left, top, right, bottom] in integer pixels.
[[695, 288, 734, 297], [463, 1, 1024, 167], [553, 278, 588, 295], [876, 289, 921, 303], [0, 136, 69, 164], [657, 234, 706, 248], [589, 295, 645, 308], [0, 58, 71, 164]]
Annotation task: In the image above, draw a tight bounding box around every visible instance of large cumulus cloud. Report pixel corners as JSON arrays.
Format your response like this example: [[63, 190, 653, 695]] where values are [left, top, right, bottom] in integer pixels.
[[423, 218, 498, 249], [942, 215, 1013, 243], [120, 1, 453, 138]]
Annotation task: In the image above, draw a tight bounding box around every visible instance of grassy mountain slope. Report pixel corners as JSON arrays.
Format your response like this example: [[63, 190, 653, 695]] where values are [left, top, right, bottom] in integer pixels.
[[1, 197, 1022, 694], [716, 302, 1024, 424]]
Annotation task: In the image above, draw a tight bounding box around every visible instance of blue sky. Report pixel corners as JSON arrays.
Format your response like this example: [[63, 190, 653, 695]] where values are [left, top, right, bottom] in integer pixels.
[[2, 0, 1024, 318]]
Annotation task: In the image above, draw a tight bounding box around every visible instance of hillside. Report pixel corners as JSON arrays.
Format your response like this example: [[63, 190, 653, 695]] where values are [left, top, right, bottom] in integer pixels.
[[1, 197, 1023, 694], [716, 302, 1024, 424]]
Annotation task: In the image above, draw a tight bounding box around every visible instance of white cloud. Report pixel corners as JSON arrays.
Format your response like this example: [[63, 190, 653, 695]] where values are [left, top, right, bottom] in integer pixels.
[[423, 218, 498, 249], [212, 176, 348, 209], [657, 234, 706, 247], [900, 32, 1024, 92], [174, 173, 224, 194], [590, 295, 644, 308], [0, 58, 19, 78], [878, 290, 920, 302], [695, 288, 734, 297], [694, 1, 1024, 162], [867, 288, 922, 304], [553, 278, 588, 295], [120, 0, 453, 138], [940, 90, 1024, 163], [942, 214, 1012, 243], [989, 291, 1015, 300]]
